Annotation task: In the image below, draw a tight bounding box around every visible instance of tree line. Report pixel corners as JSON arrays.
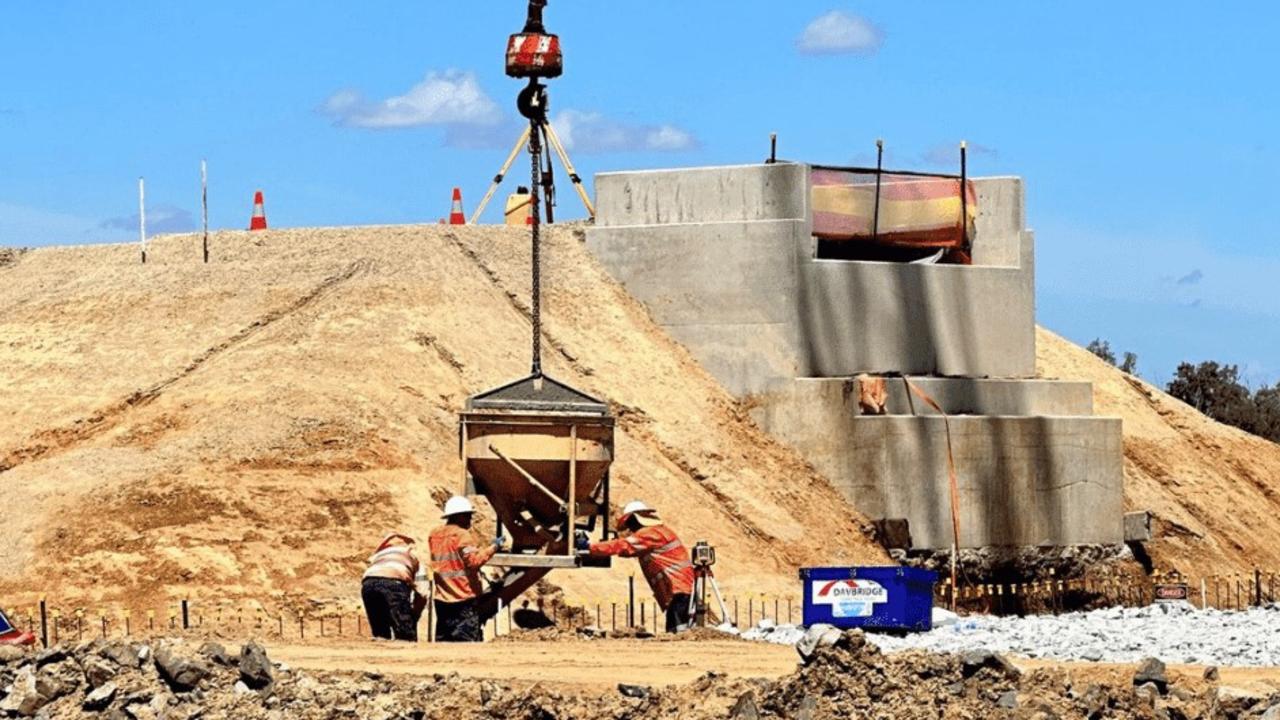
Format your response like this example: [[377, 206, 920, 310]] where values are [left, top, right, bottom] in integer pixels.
[[1088, 339, 1280, 444]]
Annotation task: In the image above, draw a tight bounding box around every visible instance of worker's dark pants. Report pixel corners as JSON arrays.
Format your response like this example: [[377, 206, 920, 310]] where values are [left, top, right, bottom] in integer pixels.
[[362, 577, 418, 642], [435, 598, 483, 642], [666, 593, 692, 633]]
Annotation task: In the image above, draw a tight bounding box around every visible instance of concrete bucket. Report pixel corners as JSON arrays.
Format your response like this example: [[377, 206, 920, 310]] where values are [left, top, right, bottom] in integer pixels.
[[460, 373, 615, 617]]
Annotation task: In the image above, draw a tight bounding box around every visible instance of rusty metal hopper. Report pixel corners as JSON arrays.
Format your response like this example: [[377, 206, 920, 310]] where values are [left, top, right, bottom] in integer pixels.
[[460, 373, 614, 569]]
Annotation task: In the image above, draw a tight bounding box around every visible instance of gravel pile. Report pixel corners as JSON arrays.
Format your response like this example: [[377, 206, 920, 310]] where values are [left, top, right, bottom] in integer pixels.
[[744, 603, 1280, 667], [879, 602, 1280, 666]]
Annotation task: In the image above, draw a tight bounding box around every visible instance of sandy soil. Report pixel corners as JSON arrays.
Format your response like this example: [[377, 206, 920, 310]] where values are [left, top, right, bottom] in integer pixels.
[[1038, 328, 1280, 578], [3, 222, 1277, 619], [271, 638, 798, 689], [271, 638, 1280, 691], [0, 225, 885, 615]]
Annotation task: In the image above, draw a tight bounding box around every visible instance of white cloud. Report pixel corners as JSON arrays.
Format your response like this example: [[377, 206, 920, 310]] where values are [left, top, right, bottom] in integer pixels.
[[797, 11, 883, 55], [321, 70, 502, 129], [551, 110, 698, 154]]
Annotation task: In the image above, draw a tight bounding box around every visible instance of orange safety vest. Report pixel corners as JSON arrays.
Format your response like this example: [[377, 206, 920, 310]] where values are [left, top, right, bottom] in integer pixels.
[[428, 524, 497, 604], [363, 535, 420, 584], [589, 525, 694, 609]]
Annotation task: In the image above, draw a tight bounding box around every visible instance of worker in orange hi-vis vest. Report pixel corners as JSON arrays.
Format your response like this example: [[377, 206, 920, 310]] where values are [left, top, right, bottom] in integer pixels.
[[584, 500, 695, 633], [361, 533, 428, 642], [429, 496, 510, 642]]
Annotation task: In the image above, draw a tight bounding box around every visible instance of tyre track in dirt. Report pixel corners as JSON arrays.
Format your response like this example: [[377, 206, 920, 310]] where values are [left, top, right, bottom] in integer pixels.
[[0, 259, 369, 474]]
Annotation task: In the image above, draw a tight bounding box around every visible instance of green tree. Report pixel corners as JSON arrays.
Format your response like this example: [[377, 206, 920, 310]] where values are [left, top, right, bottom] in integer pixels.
[[1166, 362, 1258, 433], [1087, 339, 1116, 366], [1120, 352, 1138, 375], [1253, 384, 1280, 443]]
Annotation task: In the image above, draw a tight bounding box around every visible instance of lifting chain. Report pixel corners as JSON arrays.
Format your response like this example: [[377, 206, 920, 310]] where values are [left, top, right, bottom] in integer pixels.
[[528, 116, 543, 376]]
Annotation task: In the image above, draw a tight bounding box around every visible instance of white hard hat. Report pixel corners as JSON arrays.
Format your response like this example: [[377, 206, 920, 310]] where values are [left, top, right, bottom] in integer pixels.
[[621, 500, 652, 517], [442, 495, 475, 518], [617, 500, 661, 527]]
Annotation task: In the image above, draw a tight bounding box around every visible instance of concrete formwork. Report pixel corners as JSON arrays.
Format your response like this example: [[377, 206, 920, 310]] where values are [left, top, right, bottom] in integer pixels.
[[585, 162, 1124, 550]]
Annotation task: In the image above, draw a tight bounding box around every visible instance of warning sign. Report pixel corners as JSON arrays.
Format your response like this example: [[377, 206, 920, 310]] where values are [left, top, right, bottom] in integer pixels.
[[1154, 584, 1189, 603], [811, 579, 888, 618]]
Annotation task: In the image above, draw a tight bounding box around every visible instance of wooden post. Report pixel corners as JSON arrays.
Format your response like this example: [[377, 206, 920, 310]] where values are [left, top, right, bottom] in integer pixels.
[[39, 599, 48, 649], [201, 160, 209, 263], [138, 177, 147, 264], [628, 576, 635, 628], [568, 425, 577, 554], [427, 580, 436, 643]]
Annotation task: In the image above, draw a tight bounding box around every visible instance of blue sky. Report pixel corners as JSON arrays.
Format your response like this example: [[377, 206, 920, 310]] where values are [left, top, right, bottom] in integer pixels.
[[2, 2, 1276, 386]]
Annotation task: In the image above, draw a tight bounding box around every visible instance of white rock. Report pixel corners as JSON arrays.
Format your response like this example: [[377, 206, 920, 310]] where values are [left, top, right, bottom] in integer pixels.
[[931, 608, 959, 628], [741, 604, 1280, 667]]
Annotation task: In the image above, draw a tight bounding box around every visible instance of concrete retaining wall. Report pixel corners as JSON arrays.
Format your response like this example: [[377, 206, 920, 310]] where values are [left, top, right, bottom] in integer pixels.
[[751, 380, 1124, 548], [586, 161, 1124, 550], [595, 163, 808, 226], [587, 163, 1037, 394]]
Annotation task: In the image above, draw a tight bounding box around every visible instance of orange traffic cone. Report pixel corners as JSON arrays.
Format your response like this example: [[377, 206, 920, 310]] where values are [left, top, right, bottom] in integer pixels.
[[249, 190, 268, 231], [449, 188, 466, 225]]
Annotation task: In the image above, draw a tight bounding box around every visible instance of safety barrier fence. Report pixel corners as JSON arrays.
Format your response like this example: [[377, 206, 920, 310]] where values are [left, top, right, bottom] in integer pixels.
[[17, 571, 1273, 648], [932, 569, 1279, 616], [8, 589, 807, 648]]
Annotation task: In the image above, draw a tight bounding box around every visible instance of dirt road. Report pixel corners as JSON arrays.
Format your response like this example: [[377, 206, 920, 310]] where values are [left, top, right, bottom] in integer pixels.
[[271, 639, 799, 689], [271, 637, 1280, 694]]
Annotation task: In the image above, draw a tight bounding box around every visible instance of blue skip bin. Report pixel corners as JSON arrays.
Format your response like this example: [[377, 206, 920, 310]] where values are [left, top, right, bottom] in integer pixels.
[[801, 566, 937, 632]]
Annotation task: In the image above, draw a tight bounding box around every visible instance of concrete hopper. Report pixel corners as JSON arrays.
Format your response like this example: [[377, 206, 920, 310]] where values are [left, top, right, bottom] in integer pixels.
[[461, 373, 615, 569]]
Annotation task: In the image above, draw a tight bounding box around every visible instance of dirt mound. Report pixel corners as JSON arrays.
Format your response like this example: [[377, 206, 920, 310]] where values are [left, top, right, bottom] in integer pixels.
[[0, 225, 886, 615], [1038, 328, 1280, 577]]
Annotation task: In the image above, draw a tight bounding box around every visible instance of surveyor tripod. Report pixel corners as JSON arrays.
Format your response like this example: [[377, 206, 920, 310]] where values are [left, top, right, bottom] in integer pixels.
[[687, 541, 732, 628], [469, 80, 595, 226]]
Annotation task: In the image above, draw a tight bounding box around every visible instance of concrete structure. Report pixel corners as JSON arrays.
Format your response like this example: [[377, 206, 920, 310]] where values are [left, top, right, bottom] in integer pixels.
[[587, 162, 1124, 550], [591, 164, 1035, 396]]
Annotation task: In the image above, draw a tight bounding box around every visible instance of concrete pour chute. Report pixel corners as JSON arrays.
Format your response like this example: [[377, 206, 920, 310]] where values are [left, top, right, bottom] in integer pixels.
[[586, 162, 1125, 550]]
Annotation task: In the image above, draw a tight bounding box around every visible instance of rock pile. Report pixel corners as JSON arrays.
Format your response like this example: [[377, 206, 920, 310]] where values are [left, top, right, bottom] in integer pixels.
[[2, 634, 1277, 719], [751, 627, 1277, 720]]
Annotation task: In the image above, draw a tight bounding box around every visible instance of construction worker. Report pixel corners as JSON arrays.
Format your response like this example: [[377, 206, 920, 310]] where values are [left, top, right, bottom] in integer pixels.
[[584, 500, 695, 633], [429, 496, 509, 642], [361, 532, 427, 642]]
